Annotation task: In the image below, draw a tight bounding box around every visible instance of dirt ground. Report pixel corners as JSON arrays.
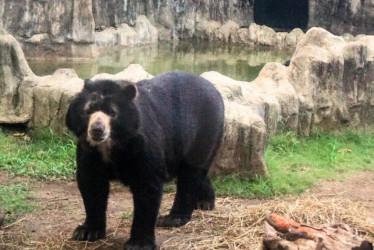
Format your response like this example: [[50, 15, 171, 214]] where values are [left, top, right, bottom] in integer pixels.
[[0, 171, 374, 250]]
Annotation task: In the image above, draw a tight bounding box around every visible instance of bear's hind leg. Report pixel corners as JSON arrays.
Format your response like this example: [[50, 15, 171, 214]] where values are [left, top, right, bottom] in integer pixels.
[[156, 166, 208, 228], [195, 176, 215, 210]]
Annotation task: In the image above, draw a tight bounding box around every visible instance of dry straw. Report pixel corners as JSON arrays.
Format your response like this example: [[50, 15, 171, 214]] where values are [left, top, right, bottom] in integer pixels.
[[1, 195, 373, 249], [160, 196, 374, 249]]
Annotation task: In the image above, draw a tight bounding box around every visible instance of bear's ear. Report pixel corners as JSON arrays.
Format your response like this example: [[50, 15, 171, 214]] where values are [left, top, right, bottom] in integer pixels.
[[122, 84, 137, 100], [84, 78, 93, 91]]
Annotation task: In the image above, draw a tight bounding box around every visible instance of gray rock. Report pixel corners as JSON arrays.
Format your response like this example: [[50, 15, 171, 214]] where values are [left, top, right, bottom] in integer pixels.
[[1, 0, 374, 46], [255, 63, 299, 133], [71, 0, 95, 43], [309, 0, 374, 36], [94, 16, 157, 47], [25, 33, 50, 44], [196, 22, 304, 48], [288, 27, 374, 134], [215, 20, 240, 43], [1, 0, 95, 44], [29, 69, 83, 133], [0, 33, 36, 124], [134, 15, 158, 44]]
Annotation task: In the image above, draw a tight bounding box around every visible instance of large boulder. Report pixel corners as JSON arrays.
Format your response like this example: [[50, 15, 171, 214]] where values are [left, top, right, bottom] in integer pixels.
[[247, 23, 304, 48], [94, 16, 158, 47], [288, 28, 346, 135], [200, 64, 299, 176], [29, 69, 83, 133], [288, 27, 374, 135], [0, 32, 36, 123], [255, 63, 299, 133], [214, 20, 240, 43], [201, 72, 271, 176], [91, 64, 153, 82], [342, 36, 374, 126]]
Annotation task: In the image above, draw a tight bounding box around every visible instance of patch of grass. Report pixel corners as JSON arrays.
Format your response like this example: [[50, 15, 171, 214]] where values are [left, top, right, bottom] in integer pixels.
[[213, 130, 374, 198], [0, 128, 76, 180], [0, 183, 35, 224], [122, 210, 134, 220], [1, 127, 374, 200], [163, 182, 176, 193]]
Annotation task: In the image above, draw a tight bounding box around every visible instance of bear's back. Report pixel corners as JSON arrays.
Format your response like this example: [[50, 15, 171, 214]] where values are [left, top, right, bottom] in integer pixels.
[[135, 71, 224, 168]]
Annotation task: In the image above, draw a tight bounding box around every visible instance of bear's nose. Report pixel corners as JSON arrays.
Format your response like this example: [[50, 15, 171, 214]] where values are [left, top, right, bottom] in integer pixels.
[[90, 122, 105, 137]]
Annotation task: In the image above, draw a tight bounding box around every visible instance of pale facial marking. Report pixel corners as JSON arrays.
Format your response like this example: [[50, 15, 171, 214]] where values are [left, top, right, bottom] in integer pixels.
[[87, 111, 111, 145]]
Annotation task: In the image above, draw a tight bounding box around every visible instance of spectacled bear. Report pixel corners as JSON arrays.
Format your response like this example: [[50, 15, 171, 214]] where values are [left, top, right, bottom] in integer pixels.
[[66, 71, 225, 250]]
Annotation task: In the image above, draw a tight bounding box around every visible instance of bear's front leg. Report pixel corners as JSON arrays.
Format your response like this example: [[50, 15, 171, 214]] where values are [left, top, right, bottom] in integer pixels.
[[73, 169, 109, 242], [124, 181, 163, 250]]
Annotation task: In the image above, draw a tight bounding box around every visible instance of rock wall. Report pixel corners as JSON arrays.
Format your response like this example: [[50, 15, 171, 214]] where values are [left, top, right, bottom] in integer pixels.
[[0, 0, 94, 43], [195, 21, 304, 48], [1, 27, 374, 177], [1, 0, 374, 51], [0, 0, 253, 44], [309, 0, 374, 36]]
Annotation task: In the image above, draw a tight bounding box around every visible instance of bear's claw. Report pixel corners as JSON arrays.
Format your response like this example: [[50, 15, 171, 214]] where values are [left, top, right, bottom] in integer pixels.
[[156, 215, 190, 227], [72, 225, 105, 242], [195, 200, 215, 210]]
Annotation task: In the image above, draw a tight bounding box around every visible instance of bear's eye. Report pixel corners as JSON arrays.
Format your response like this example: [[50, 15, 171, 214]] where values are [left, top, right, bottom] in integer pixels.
[[83, 101, 92, 114], [90, 93, 102, 102], [106, 105, 118, 118]]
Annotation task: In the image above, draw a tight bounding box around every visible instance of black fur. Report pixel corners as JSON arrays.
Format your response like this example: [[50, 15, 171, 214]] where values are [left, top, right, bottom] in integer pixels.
[[66, 71, 225, 250]]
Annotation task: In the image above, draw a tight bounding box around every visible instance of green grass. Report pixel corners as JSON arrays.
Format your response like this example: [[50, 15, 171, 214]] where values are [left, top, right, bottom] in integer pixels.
[[0, 183, 35, 223], [214, 130, 374, 198], [1, 127, 374, 200], [0, 128, 76, 180]]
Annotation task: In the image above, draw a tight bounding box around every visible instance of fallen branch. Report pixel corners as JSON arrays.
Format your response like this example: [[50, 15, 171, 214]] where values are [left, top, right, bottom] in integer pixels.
[[262, 212, 373, 250]]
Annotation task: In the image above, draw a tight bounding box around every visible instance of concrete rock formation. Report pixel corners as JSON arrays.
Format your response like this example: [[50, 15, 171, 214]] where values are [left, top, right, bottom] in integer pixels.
[[0, 33, 36, 124], [1, 0, 374, 51], [195, 21, 305, 48], [288, 28, 374, 135], [309, 0, 374, 36], [94, 15, 158, 47], [1, 28, 374, 177]]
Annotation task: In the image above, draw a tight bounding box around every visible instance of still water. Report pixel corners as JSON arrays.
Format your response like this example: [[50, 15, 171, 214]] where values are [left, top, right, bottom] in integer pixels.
[[27, 41, 292, 82]]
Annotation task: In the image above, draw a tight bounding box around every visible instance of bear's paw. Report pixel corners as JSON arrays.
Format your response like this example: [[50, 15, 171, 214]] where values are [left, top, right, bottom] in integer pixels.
[[72, 224, 105, 242], [156, 214, 190, 227]]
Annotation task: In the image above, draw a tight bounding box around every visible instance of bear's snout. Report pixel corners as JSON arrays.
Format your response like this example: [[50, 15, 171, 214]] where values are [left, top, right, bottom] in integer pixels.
[[87, 111, 111, 145], [90, 122, 105, 137]]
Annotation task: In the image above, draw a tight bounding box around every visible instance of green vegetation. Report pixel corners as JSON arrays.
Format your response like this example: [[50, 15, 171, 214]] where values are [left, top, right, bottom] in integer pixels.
[[0, 183, 35, 223], [214, 130, 374, 198], [0, 128, 76, 180], [1, 127, 374, 215]]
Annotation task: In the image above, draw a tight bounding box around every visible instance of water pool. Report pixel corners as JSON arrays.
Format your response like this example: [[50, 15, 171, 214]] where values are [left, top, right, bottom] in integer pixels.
[[27, 41, 293, 82]]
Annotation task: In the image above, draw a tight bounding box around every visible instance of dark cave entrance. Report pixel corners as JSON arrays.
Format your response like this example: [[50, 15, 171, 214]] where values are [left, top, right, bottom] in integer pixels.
[[254, 0, 309, 31]]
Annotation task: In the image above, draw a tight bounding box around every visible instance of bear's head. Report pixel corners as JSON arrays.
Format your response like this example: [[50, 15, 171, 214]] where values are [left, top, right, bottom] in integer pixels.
[[66, 79, 139, 145]]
